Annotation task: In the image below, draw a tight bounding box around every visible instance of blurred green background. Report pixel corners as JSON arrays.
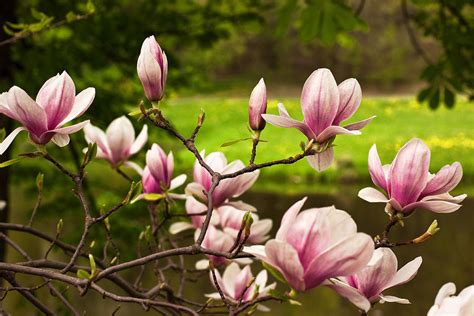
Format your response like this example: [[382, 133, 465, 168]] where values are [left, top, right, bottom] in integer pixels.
[[0, 0, 473, 315]]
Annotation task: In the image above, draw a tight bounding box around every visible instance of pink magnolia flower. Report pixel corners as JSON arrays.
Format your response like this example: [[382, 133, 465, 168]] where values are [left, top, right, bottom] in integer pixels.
[[83, 116, 147, 168], [248, 78, 267, 131], [169, 197, 272, 245], [0, 71, 95, 154], [142, 144, 186, 196], [206, 263, 276, 311], [185, 151, 259, 208], [359, 138, 467, 215], [245, 197, 374, 292], [137, 35, 168, 102], [262, 68, 374, 171], [196, 225, 236, 268], [326, 248, 422, 313], [428, 282, 474, 316]]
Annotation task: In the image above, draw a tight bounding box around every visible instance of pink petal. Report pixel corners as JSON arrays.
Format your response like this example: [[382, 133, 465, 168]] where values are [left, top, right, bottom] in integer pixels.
[[83, 123, 111, 159], [368, 145, 389, 191], [316, 125, 361, 143], [344, 116, 376, 131], [333, 78, 362, 125], [49, 120, 90, 135], [51, 133, 70, 147], [306, 147, 334, 172], [7, 86, 48, 136], [275, 197, 307, 241], [355, 248, 398, 299], [170, 174, 187, 191], [301, 69, 339, 135], [264, 240, 305, 291], [379, 295, 410, 304], [324, 208, 358, 245], [358, 187, 389, 203], [61, 87, 95, 124], [0, 92, 19, 120], [106, 116, 135, 163], [129, 124, 148, 155], [0, 127, 26, 155], [420, 162, 463, 197], [222, 262, 241, 298], [389, 139, 431, 206], [36, 72, 75, 128], [262, 104, 315, 139], [402, 200, 463, 214], [384, 256, 422, 290], [434, 283, 456, 305], [248, 78, 267, 131], [325, 279, 371, 312], [304, 233, 374, 289]]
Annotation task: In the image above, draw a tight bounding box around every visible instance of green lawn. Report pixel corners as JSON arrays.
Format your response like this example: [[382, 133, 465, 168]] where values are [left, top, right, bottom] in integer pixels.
[[144, 96, 474, 193]]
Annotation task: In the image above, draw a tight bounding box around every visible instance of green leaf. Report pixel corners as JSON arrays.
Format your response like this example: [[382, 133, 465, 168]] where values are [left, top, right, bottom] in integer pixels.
[[89, 254, 97, 278], [220, 137, 252, 147], [0, 157, 26, 168], [142, 193, 164, 201], [275, 0, 298, 37], [417, 87, 431, 102], [429, 88, 440, 109], [444, 88, 455, 108], [36, 173, 44, 191], [262, 261, 286, 284], [66, 11, 77, 23], [86, 0, 96, 13], [0, 129, 5, 141], [76, 269, 90, 279]]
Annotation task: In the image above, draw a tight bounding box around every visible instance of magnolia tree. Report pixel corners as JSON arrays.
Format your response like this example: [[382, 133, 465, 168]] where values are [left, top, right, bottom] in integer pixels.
[[0, 35, 472, 315]]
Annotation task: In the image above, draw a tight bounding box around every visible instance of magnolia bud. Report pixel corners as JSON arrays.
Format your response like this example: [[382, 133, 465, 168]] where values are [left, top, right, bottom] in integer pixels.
[[137, 36, 168, 102], [248, 78, 267, 131]]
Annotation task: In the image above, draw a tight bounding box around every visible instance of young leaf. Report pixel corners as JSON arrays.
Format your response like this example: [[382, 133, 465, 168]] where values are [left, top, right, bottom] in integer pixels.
[[76, 269, 90, 279], [262, 261, 286, 284], [0, 157, 26, 168]]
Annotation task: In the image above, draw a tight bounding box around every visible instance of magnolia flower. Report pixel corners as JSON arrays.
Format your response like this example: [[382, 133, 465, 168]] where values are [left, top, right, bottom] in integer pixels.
[[428, 282, 474, 316], [326, 248, 422, 312], [0, 71, 95, 154], [137, 35, 168, 102], [83, 116, 147, 168], [196, 225, 236, 268], [262, 68, 374, 172], [142, 144, 186, 198], [206, 263, 276, 311], [245, 198, 374, 292], [248, 78, 267, 131], [185, 151, 259, 208], [170, 197, 272, 245], [359, 138, 467, 215], [0, 200, 6, 211]]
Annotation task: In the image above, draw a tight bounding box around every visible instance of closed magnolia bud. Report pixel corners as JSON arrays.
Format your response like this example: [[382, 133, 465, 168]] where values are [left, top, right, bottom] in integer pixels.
[[137, 36, 168, 102], [248, 78, 267, 131]]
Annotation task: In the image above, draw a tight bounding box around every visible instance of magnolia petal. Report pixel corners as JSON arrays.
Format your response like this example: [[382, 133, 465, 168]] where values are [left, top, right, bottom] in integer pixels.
[[195, 259, 209, 270], [434, 283, 457, 305], [304, 233, 374, 289], [7, 86, 48, 136], [344, 116, 376, 131], [358, 187, 389, 203], [106, 116, 135, 162], [368, 144, 388, 191], [379, 295, 410, 304], [83, 123, 110, 157], [275, 197, 307, 241], [204, 292, 222, 300], [49, 120, 90, 135], [402, 200, 463, 214], [333, 78, 362, 125], [306, 148, 334, 172], [185, 182, 207, 202], [225, 200, 257, 212], [422, 193, 466, 204], [123, 161, 143, 175], [170, 174, 187, 190], [389, 138, 431, 206], [0, 127, 26, 155], [301, 68, 339, 135], [325, 279, 371, 312], [61, 87, 95, 124], [169, 222, 195, 235], [129, 124, 148, 155], [316, 125, 361, 143], [264, 240, 305, 291], [261, 111, 315, 140], [36, 72, 76, 128], [421, 162, 463, 197], [222, 263, 242, 298], [51, 133, 70, 147], [384, 256, 422, 290], [243, 245, 267, 261]]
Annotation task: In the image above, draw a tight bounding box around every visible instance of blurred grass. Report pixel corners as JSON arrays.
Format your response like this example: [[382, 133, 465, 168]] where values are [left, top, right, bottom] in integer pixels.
[[145, 96, 474, 193]]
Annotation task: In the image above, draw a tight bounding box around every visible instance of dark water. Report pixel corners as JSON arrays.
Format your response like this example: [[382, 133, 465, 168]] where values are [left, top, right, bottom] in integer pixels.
[[3, 185, 473, 315]]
